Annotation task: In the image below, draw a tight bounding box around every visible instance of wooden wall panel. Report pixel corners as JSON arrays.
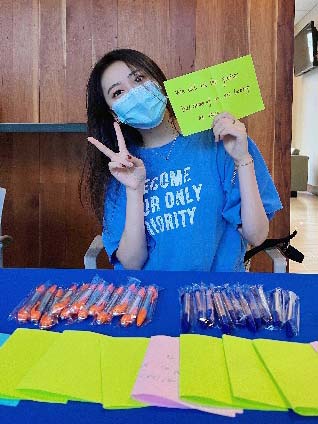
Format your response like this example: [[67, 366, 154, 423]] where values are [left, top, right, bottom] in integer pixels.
[[39, 0, 66, 122], [0, 0, 293, 271], [65, 0, 92, 122], [91, 0, 118, 63], [1, 133, 40, 267]]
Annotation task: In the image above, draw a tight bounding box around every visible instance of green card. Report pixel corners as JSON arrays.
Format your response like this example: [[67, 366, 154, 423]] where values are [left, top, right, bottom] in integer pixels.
[[101, 336, 150, 409], [0, 328, 66, 403], [17, 330, 103, 404], [164, 54, 265, 136], [179, 334, 237, 408], [223, 335, 288, 410], [254, 339, 318, 416]]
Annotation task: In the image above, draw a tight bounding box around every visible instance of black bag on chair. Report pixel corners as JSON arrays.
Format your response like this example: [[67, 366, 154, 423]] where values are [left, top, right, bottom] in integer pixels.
[[244, 230, 304, 264]]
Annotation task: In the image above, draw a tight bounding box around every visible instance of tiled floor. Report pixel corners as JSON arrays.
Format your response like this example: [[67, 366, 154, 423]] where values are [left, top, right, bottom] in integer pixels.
[[290, 191, 318, 274]]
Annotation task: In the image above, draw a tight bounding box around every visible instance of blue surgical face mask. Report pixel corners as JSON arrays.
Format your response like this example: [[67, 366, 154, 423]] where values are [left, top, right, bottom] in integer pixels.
[[111, 80, 168, 129]]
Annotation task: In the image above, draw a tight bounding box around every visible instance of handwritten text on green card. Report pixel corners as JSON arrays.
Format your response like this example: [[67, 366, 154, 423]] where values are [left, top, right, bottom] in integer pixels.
[[164, 55, 265, 136]]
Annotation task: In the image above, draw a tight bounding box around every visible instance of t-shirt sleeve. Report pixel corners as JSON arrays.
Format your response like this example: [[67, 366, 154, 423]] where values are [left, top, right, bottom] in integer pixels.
[[217, 136, 283, 228], [102, 178, 156, 268]]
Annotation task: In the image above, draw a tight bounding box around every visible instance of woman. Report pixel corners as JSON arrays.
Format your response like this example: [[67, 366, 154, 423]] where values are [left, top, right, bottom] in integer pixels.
[[81, 48, 282, 271]]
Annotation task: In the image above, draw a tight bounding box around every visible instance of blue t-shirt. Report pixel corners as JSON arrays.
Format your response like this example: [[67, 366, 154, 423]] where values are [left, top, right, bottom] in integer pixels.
[[102, 129, 282, 271]]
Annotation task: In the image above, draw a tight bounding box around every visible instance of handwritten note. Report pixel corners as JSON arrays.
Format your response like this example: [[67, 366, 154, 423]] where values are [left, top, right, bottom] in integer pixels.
[[164, 54, 264, 136], [132, 335, 242, 417]]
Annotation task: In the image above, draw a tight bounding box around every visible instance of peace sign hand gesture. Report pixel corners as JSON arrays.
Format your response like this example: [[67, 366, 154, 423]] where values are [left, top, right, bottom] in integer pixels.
[[87, 122, 146, 191]]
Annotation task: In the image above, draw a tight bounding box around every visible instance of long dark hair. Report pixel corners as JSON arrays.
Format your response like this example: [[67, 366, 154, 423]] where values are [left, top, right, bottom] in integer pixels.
[[79, 48, 176, 224]]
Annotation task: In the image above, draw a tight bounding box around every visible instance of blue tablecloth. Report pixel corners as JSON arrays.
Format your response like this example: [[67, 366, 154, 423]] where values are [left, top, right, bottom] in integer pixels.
[[0, 268, 317, 423]]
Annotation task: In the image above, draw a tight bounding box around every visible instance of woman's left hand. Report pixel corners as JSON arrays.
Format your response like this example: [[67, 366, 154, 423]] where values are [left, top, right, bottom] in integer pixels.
[[212, 112, 250, 163]]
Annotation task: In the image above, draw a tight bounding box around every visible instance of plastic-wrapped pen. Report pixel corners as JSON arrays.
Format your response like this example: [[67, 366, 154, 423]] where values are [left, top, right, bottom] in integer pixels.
[[234, 285, 257, 332], [30, 285, 57, 323], [39, 287, 64, 329], [121, 287, 146, 327], [17, 284, 47, 323], [243, 287, 262, 330], [220, 287, 237, 324], [137, 285, 158, 327], [205, 287, 215, 327], [193, 284, 207, 326], [271, 288, 284, 327], [285, 291, 300, 338], [96, 286, 125, 324], [251, 285, 272, 325], [88, 283, 115, 316], [213, 288, 233, 334], [78, 283, 105, 320], [226, 285, 246, 326], [180, 289, 192, 333]]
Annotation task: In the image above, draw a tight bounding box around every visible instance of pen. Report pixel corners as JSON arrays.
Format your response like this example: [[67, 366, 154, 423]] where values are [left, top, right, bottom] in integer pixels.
[[220, 288, 237, 324], [234, 286, 257, 332], [17, 284, 46, 323], [60, 283, 90, 320], [39, 287, 64, 329], [243, 288, 262, 330], [286, 291, 300, 338], [120, 287, 146, 326], [78, 283, 105, 320], [136, 285, 158, 327], [112, 283, 138, 316], [30, 285, 57, 323], [51, 284, 78, 315], [69, 283, 96, 315], [88, 283, 115, 316], [96, 286, 125, 324], [205, 287, 215, 327], [213, 288, 233, 334], [181, 291, 192, 333], [226, 286, 246, 326], [271, 288, 284, 327]]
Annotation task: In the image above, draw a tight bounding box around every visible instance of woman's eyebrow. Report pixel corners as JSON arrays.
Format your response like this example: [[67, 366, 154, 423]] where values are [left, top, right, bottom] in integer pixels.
[[107, 69, 141, 95]]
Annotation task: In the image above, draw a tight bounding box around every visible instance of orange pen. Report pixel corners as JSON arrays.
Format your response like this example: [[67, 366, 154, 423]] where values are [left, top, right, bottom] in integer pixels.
[[60, 283, 90, 320], [39, 287, 64, 329], [17, 284, 47, 323], [88, 283, 115, 316], [112, 283, 137, 316], [70, 284, 96, 315], [30, 285, 57, 323], [121, 287, 146, 327], [78, 283, 105, 320], [96, 286, 125, 324], [51, 284, 78, 315], [136, 286, 158, 327]]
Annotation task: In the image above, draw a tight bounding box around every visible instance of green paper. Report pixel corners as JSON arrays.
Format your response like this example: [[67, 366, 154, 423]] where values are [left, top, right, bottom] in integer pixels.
[[179, 334, 237, 408], [223, 335, 288, 410], [17, 330, 103, 404], [164, 54, 265, 136], [101, 336, 150, 409], [0, 333, 19, 407], [254, 339, 318, 416], [0, 328, 66, 403]]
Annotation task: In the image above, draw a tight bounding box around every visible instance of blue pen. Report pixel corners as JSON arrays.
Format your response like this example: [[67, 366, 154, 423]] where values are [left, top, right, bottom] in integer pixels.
[[271, 288, 284, 327], [181, 291, 192, 333], [286, 291, 300, 338], [235, 286, 257, 332], [226, 286, 246, 326], [205, 287, 215, 327], [220, 287, 237, 324], [251, 285, 272, 325], [243, 287, 262, 330], [213, 288, 233, 334]]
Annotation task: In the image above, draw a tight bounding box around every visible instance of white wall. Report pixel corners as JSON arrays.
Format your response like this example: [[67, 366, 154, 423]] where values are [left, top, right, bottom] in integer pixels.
[[293, 5, 318, 188]]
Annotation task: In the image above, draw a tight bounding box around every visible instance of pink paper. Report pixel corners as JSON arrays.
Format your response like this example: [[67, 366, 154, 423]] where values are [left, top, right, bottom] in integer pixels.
[[310, 341, 318, 352], [131, 335, 243, 417]]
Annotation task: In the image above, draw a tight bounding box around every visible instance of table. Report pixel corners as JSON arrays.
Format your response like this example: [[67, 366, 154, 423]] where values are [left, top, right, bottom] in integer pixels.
[[0, 268, 317, 424]]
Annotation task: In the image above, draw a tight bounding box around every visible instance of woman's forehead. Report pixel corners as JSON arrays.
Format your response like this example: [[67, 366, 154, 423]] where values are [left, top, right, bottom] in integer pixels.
[[101, 61, 139, 86]]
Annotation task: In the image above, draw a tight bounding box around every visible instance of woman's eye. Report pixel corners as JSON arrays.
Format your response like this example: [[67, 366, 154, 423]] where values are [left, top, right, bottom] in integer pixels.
[[135, 75, 144, 83], [112, 90, 123, 98]]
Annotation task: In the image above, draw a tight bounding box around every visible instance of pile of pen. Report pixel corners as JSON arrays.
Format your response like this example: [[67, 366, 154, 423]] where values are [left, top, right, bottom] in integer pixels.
[[9, 276, 159, 330], [180, 283, 300, 338]]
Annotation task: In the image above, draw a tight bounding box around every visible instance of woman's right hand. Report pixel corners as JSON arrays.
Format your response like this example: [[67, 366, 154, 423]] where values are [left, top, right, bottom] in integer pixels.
[[88, 122, 146, 191]]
